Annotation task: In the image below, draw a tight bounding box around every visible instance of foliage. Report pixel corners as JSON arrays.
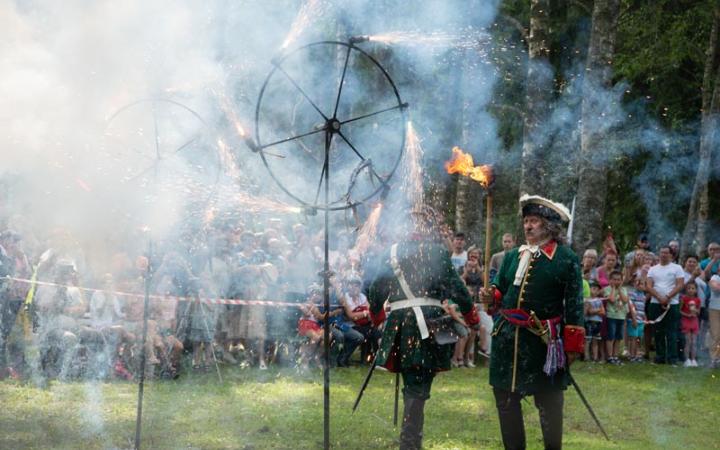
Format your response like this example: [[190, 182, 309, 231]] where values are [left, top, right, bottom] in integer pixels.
[[473, 0, 719, 253]]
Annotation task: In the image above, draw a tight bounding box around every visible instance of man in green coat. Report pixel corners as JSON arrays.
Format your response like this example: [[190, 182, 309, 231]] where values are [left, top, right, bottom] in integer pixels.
[[367, 208, 479, 450], [482, 195, 585, 450]]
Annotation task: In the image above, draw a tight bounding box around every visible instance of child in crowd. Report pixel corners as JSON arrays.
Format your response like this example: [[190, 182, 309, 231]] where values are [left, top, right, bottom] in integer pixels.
[[604, 270, 629, 364], [680, 281, 702, 367], [584, 281, 606, 362], [298, 284, 336, 369], [444, 299, 471, 368], [626, 278, 647, 362]]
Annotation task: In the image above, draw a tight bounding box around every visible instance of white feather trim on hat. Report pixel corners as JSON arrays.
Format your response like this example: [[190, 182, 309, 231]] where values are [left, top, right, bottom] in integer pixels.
[[518, 194, 571, 223]]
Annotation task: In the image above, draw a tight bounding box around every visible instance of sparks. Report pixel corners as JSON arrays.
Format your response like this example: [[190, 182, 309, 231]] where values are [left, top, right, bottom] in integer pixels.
[[214, 91, 247, 138], [401, 122, 424, 211], [367, 30, 491, 50], [352, 203, 384, 256], [281, 0, 326, 49], [216, 138, 241, 179], [234, 192, 302, 214], [445, 147, 493, 187]]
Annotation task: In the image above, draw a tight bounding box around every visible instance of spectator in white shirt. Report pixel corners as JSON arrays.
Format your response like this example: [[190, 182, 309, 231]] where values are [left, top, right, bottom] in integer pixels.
[[646, 246, 685, 365]]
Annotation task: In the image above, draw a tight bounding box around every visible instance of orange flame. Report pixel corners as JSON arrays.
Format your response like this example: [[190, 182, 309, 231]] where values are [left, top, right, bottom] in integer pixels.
[[444, 147, 493, 187]]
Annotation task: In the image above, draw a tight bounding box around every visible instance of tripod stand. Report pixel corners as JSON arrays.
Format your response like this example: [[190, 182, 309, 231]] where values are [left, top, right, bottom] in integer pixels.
[[174, 290, 222, 382]]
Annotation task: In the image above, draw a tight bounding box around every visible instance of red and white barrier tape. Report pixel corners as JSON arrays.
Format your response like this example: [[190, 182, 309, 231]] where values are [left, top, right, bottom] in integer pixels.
[[2, 276, 304, 308]]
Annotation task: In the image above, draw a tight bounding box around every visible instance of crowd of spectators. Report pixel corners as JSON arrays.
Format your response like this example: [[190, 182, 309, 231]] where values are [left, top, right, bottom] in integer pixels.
[[0, 212, 497, 382], [580, 235, 720, 367], [1, 214, 718, 383]]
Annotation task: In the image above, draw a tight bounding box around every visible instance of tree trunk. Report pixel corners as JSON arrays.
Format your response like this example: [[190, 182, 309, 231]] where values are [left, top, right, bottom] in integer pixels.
[[681, 5, 720, 259], [572, 0, 620, 254], [519, 0, 554, 197], [454, 48, 475, 237], [453, 47, 484, 246]]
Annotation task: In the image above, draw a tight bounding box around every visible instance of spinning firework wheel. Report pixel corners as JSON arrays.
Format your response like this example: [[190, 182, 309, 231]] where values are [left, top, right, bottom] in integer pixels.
[[255, 40, 408, 211], [253, 39, 408, 450], [103, 98, 220, 196]]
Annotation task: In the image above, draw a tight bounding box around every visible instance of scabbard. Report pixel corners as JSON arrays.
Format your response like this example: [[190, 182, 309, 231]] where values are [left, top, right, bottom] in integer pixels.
[[568, 371, 610, 441], [352, 353, 378, 413], [393, 371, 400, 426]]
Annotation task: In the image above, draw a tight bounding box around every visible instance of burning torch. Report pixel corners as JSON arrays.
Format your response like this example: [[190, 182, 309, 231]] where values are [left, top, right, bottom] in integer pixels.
[[444, 146, 495, 291]]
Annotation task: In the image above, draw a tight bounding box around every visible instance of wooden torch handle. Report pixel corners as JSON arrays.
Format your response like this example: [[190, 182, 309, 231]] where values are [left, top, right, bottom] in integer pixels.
[[483, 192, 493, 288]]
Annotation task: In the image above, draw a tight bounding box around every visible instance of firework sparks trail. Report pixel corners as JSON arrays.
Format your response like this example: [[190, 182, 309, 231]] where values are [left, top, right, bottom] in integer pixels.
[[213, 89, 248, 138], [216, 138, 241, 180], [352, 203, 383, 256], [367, 30, 491, 50], [281, 0, 328, 50], [234, 192, 302, 214], [401, 122, 425, 212]]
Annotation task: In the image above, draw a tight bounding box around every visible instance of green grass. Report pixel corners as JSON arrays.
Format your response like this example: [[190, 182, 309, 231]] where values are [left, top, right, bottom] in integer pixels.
[[1, 362, 719, 449]]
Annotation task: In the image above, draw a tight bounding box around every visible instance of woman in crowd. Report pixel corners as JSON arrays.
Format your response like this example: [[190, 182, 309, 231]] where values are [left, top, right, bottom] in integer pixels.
[[581, 249, 599, 281], [595, 250, 618, 289], [341, 274, 379, 363]]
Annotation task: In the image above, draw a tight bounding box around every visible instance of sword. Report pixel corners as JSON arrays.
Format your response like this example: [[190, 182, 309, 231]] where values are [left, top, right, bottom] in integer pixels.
[[352, 352, 379, 413], [393, 371, 400, 427], [568, 370, 610, 441]]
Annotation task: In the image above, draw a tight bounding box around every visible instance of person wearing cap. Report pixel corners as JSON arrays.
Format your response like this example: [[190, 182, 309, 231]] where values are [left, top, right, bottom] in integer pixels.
[[481, 194, 584, 450], [366, 205, 480, 450]]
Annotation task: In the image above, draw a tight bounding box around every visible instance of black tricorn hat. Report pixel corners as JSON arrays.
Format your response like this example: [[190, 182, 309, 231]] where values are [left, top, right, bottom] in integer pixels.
[[519, 194, 571, 225]]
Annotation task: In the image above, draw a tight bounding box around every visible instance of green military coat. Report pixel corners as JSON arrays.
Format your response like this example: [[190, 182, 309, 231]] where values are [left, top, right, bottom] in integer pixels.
[[489, 241, 583, 394], [367, 238, 474, 372]]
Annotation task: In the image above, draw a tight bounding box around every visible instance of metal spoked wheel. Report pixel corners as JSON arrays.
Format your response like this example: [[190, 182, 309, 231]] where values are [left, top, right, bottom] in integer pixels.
[[103, 98, 220, 198], [254, 40, 408, 211]]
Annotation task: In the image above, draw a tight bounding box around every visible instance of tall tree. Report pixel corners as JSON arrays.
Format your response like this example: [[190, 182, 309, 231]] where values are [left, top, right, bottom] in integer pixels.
[[681, 3, 720, 259], [453, 50, 485, 246], [519, 0, 554, 197], [572, 0, 620, 254]]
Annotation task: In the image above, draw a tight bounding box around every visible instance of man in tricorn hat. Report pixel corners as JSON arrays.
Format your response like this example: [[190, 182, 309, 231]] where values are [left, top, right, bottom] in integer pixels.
[[366, 205, 480, 450], [482, 195, 585, 450]]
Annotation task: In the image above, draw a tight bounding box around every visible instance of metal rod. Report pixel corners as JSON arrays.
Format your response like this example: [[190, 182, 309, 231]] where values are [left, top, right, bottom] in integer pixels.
[[152, 107, 161, 160], [336, 130, 366, 162], [197, 293, 223, 383], [333, 45, 352, 118], [134, 240, 152, 450], [172, 135, 201, 155], [258, 127, 326, 150], [339, 103, 407, 126], [314, 160, 327, 207], [352, 353, 378, 412], [393, 372, 400, 427], [569, 372, 610, 441], [337, 131, 385, 190], [323, 129, 331, 450], [275, 64, 328, 120]]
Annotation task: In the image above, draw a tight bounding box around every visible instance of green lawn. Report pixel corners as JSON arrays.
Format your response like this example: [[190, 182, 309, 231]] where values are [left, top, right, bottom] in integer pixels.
[[1, 362, 719, 449]]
